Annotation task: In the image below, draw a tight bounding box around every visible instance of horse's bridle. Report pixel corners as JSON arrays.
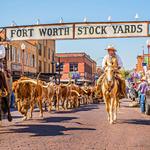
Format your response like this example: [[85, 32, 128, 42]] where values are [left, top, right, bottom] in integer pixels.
[[106, 77, 115, 93], [104, 66, 116, 93]]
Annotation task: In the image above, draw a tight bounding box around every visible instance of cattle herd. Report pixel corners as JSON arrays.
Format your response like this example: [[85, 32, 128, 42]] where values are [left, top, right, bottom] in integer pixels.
[[12, 76, 101, 121]]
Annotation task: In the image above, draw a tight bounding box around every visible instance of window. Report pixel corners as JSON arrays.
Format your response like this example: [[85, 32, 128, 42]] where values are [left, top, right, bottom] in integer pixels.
[[48, 63, 50, 72], [23, 50, 26, 64], [84, 63, 92, 78], [52, 51, 54, 61], [48, 48, 50, 59], [25, 52, 28, 65], [32, 55, 35, 67], [22, 49, 25, 64], [9, 45, 13, 61], [12, 47, 16, 61], [44, 46, 46, 58], [18, 48, 21, 63], [7, 45, 9, 60], [15, 47, 17, 62], [29, 53, 34, 67], [39, 60, 42, 72], [56, 63, 63, 72], [44, 62, 47, 72], [38, 43, 42, 56], [69, 63, 78, 72]]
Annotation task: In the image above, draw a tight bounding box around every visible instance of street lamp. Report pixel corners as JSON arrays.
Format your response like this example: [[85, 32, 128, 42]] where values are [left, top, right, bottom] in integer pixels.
[[36, 18, 40, 25], [59, 17, 64, 23], [11, 20, 17, 26], [21, 43, 26, 75], [146, 40, 150, 69], [142, 45, 144, 63], [134, 13, 139, 21], [83, 17, 87, 22], [107, 16, 112, 22], [56, 57, 61, 84]]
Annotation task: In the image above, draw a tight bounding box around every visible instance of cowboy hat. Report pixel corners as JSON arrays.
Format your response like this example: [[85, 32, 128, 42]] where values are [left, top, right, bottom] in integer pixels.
[[105, 45, 117, 51]]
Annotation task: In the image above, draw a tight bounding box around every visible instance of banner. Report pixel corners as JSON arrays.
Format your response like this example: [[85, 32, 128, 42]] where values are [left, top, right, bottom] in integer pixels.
[[5, 22, 148, 41]]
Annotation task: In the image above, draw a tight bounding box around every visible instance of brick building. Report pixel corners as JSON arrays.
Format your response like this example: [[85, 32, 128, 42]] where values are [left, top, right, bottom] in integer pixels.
[[55, 52, 96, 83], [136, 54, 150, 72], [0, 40, 37, 76], [30, 40, 55, 73], [0, 30, 55, 76]]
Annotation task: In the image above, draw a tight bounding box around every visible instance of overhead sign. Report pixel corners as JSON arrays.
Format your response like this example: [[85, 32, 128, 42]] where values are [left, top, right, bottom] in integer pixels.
[[6, 24, 73, 41], [75, 22, 148, 39], [5, 21, 149, 41]]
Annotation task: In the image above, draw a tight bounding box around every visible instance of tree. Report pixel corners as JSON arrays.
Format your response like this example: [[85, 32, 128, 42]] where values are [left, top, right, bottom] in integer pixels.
[[120, 69, 130, 79]]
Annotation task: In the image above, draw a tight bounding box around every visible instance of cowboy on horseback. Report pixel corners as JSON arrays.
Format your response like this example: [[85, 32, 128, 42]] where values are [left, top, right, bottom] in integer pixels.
[[97, 44, 126, 99], [0, 45, 12, 125]]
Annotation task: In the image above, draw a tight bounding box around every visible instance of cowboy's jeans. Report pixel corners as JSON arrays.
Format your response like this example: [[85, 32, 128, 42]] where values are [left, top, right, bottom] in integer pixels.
[[140, 94, 145, 113]]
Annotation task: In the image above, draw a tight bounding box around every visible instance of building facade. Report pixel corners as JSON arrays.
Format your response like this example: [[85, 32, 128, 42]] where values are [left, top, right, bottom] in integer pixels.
[[31, 40, 55, 73], [0, 31, 56, 76], [136, 54, 150, 72], [0, 41, 37, 76], [55, 52, 96, 82]]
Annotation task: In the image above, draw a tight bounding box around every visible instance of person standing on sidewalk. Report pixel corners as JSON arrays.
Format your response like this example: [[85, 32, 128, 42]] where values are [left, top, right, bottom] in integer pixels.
[[137, 77, 149, 113]]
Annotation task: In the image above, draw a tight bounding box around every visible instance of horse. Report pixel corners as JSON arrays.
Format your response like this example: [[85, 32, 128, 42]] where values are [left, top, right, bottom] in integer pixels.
[[0, 71, 12, 126], [101, 65, 119, 124]]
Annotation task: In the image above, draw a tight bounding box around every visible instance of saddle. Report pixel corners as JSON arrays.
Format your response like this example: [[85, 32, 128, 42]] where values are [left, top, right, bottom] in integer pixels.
[[102, 69, 125, 98]]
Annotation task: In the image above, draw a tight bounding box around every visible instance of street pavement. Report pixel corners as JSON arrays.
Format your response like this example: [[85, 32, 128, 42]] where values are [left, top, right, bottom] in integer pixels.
[[0, 99, 150, 150]]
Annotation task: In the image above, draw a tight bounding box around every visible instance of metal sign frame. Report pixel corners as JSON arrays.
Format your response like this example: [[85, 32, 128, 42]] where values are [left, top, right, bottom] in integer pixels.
[[0, 21, 150, 41]]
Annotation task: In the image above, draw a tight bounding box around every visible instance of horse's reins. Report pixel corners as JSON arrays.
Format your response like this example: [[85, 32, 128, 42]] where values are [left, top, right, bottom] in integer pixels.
[[104, 67, 116, 93], [106, 77, 115, 93]]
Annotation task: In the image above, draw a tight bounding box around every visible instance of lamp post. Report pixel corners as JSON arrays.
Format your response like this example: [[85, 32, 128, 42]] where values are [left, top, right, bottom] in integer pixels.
[[134, 13, 139, 21], [51, 51, 55, 75], [56, 57, 61, 84], [107, 16, 112, 22], [146, 40, 150, 69], [142, 45, 144, 63], [21, 43, 26, 75]]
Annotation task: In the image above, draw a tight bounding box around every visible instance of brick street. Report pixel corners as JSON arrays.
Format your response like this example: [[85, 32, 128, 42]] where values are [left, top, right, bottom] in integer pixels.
[[0, 99, 150, 150]]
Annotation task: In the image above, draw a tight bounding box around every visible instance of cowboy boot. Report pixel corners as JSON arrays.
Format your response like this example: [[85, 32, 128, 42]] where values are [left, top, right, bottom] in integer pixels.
[[117, 79, 125, 99], [119, 80, 127, 99], [7, 113, 12, 122]]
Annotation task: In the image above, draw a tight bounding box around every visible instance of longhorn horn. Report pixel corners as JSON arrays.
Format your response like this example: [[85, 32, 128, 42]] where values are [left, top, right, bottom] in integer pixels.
[[71, 90, 80, 97]]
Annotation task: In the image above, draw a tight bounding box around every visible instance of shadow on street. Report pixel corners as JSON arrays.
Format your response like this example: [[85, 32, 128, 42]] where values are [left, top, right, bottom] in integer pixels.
[[43, 116, 78, 123], [55, 103, 100, 114], [121, 119, 150, 125], [4, 124, 96, 137]]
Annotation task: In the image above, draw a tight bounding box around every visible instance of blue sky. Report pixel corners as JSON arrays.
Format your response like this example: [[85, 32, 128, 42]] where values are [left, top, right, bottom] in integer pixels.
[[0, 0, 150, 69]]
